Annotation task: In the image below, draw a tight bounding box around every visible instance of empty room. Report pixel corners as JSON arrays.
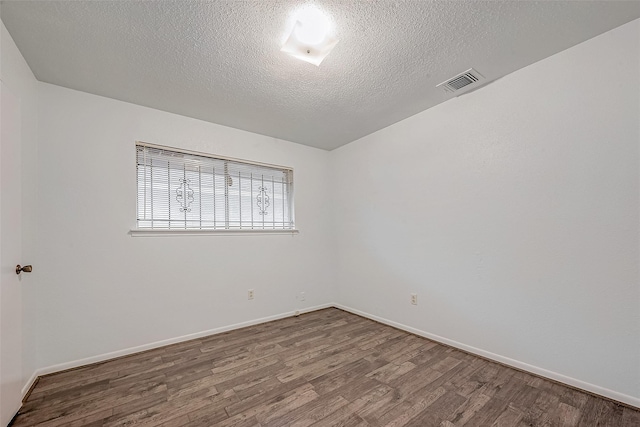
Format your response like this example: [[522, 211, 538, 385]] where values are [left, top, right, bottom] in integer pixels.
[[0, 1, 638, 426]]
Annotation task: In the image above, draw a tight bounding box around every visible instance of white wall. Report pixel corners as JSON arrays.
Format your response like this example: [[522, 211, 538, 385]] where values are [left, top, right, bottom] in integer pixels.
[[35, 83, 334, 370], [331, 19, 639, 403], [0, 20, 39, 397]]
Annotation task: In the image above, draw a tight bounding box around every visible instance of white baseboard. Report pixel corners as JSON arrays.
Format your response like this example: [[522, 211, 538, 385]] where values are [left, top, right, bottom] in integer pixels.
[[20, 371, 39, 398], [333, 303, 640, 409], [20, 303, 332, 401]]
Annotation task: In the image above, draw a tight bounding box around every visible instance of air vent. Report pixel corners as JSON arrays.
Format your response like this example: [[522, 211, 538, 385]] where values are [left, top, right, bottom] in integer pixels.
[[437, 69, 485, 94]]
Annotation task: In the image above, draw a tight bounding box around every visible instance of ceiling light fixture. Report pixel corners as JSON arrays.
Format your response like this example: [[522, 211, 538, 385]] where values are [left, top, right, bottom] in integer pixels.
[[281, 6, 338, 66]]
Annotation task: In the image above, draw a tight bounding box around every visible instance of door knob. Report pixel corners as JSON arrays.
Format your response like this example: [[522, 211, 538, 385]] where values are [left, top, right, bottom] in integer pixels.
[[16, 265, 33, 275]]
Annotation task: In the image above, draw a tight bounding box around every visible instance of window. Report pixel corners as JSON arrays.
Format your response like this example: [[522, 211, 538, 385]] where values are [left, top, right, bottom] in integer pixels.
[[136, 143, 294, 231]]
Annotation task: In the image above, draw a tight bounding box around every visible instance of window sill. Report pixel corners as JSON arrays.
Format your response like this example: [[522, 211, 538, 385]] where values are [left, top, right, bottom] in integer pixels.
[[129, 229, 299, 237]]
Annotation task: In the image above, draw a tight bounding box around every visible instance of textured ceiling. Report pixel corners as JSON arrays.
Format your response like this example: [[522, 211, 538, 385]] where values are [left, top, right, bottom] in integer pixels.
[[2, 1, 639, 150]]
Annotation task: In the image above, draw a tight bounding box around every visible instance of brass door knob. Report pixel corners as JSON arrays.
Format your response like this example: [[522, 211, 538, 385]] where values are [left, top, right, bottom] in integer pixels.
[[16, 265, 33, 275]]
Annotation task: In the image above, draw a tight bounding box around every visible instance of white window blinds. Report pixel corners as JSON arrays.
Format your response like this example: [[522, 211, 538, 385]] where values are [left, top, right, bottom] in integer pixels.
[[136, 143, 294, 230]]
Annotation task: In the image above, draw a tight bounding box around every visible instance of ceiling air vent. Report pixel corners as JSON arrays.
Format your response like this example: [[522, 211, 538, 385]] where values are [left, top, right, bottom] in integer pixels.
[[436, 68, 484, 94]]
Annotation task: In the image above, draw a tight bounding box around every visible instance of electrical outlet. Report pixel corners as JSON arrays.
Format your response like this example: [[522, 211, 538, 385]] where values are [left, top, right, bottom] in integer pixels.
[[298, 292, 306, 301], [410, 293, 418, 305], [248, 289, 254, 300]]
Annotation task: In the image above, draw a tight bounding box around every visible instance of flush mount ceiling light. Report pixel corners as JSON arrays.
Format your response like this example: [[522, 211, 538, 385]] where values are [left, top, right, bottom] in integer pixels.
[[281, 6, 338, 66]]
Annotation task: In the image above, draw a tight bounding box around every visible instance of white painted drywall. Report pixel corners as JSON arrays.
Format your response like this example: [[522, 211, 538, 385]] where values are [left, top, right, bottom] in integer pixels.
[[0, 20, 39, 401], [331, 19, 639, 401], [34, 82, 334, 370]]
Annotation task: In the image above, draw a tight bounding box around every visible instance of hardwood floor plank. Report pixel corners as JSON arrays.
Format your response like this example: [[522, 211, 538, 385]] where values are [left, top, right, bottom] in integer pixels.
[[366, 361, 417, 384], [577, 397, 624, 427], [27, 370, 122, 401], [622, 406, 640, 427], [551, 402, 581, 427], [258, 388, 320, 424], [464, 396, 510, 427], [521, 388, 561, 427], [508, 384, 541, 413], [447, 392, 492, 426], [456, 362, 500, 398], [184, 388, 240, 426], [308, 406, 366, 427], [52, 409, 112, 427], [104, 395, 212, 427], [422, 391, 467, 420], [275, 395, 351, 427], [223, 379, 311, 417], [354, 387, 403, 420], [310, 358, 386, 395], [491, 405, 524, 426], [229, 368, 288, 401], [222, 383, 319, 425], [184, 408, 228, 427], [211, 354, 282, 385], [12, 308, 638, 427], [374, 386, 446, 427], [389, 366, 444, 400]]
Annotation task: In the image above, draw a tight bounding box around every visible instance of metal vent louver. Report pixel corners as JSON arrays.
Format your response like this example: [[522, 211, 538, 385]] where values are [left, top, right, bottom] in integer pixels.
[[437, 69, 484, 94]]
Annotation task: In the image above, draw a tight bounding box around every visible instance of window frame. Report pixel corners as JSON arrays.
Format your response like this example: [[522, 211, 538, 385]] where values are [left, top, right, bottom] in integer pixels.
[[130, 141, 298, 236]]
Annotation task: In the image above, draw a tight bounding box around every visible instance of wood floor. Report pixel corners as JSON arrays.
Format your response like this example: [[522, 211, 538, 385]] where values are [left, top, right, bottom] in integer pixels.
[[12, 308, 639, 427]]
